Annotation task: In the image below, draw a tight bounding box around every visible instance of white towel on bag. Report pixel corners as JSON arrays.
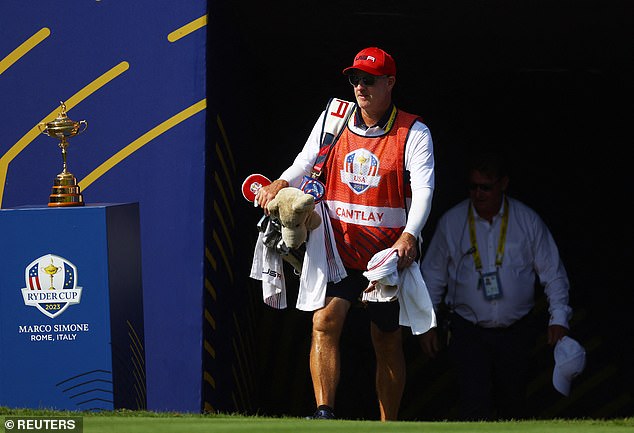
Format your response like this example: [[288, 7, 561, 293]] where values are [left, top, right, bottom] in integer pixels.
[[297, 201, 347, 311], [250, 231, 287, 309], [250, 201, 346, 311]]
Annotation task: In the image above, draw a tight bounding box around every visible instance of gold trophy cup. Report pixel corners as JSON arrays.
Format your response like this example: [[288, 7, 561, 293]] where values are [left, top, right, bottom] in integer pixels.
[[38, 102, 87, 206]]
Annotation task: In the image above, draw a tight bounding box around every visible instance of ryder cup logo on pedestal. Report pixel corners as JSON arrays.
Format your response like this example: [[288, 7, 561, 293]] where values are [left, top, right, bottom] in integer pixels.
[[22, 254, 82, 318], [340, 148, 381, 194]]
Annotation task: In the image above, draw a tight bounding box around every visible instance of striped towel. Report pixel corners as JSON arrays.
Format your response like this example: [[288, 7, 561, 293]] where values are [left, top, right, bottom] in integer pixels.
[[362, 248, 437, 334], [297, 201, 347, 311], [250, 231, 287, 309], [362, 248, 400, 302]]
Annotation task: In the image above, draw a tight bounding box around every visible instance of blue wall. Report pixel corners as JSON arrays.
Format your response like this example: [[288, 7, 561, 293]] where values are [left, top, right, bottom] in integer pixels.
[[0, 1, 207, 411]]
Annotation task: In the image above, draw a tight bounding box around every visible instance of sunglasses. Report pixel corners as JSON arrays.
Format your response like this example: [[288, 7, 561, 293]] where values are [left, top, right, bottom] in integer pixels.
[[468, 179, 500, 192], [348, 74, 387, 87]]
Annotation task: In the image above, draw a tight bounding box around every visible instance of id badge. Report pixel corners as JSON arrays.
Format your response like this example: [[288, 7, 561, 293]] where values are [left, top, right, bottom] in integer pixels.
[[480, 270, 503, 300], [299, 175, 326, 203]]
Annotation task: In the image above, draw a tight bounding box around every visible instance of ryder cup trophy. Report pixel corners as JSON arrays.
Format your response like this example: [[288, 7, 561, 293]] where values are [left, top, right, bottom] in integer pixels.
[[38, 102, 87, 207]]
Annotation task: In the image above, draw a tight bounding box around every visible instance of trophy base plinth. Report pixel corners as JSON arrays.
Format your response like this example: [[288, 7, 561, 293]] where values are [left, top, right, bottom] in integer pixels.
[[48, 196, 84, 207], [48, 173, 84, 207]]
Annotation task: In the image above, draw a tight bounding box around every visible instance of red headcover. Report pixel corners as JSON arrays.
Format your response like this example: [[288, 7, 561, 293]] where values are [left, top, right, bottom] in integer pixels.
[[241, 173, 271, 202]]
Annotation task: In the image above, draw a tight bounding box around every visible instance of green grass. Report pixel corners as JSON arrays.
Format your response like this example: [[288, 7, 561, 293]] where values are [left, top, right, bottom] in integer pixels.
[[1, 408, 632, 433]]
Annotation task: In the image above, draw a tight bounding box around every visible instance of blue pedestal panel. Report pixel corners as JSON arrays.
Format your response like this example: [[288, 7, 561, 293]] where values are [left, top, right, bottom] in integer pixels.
[[0, 203, 146, 411]]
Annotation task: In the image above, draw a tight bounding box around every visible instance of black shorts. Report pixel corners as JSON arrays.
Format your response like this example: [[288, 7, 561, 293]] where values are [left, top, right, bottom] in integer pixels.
[[326, 268, 400, 332]]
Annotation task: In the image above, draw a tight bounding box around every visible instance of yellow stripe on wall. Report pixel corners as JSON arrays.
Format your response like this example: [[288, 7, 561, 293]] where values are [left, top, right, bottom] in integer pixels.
[[79, 98, 206, 191], [0, 28, 50, 75], [167, 15, 207, 42]]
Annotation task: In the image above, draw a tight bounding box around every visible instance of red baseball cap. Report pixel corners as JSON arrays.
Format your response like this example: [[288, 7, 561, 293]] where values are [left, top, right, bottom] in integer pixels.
[[342, 47, 396, 76]]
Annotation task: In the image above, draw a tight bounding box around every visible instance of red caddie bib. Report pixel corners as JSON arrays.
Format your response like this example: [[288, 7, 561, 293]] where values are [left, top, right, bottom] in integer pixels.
[[322, 110, 420, 270]]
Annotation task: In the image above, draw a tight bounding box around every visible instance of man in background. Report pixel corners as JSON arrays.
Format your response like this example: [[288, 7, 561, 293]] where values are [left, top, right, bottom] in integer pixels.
[[420, 149, 571, 420]]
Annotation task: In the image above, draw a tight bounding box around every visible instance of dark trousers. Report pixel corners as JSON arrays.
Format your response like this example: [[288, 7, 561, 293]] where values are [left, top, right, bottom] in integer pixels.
[[448, 313, 536, 420]]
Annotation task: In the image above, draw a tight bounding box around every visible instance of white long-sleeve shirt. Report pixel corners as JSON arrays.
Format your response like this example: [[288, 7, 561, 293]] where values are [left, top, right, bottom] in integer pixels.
[[280, 108, 435, 237], [421, 196, 572, 328]]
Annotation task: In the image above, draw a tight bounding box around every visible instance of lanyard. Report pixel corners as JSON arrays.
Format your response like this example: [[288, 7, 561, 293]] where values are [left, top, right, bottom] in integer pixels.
[[467, 196, 509, 271], [378, 104, 398, 134]]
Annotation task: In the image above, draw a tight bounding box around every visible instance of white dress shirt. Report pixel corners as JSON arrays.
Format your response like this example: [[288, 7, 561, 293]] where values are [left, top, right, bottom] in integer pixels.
[[421, 196, 572, 328]]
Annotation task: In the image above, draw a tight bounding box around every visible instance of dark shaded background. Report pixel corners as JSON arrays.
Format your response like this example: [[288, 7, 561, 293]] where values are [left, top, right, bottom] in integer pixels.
[[209, 0, 632, 420]]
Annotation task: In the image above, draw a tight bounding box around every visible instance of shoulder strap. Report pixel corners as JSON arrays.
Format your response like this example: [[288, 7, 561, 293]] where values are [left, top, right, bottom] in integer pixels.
[[310, 98, 355, 178]]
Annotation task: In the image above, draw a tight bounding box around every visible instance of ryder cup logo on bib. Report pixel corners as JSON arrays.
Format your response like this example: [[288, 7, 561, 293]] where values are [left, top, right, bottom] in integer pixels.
[[340, 149, 381, 194]]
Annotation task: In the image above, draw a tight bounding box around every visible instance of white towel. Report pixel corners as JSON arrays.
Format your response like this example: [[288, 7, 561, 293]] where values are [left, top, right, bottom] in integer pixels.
[[399, 263, 436, 335], [361, 248, 436, 335], [250, 231, 287, 309], [362, 248, 400, 302], [297, 200, 347, 311]]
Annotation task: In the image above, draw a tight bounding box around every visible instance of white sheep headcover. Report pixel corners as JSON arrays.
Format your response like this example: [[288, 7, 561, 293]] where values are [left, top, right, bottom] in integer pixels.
[[266, 187, 322, 249]]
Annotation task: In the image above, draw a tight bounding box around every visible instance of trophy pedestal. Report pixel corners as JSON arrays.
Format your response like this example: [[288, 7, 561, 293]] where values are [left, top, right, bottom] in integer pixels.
[[49, 172, 84, 207], [0, 203, 146, 411]]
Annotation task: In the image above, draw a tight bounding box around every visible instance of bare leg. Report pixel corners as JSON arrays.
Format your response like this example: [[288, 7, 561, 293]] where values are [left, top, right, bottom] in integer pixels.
[[371, 323, 405, 421], [310, 297, 351, 410]]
